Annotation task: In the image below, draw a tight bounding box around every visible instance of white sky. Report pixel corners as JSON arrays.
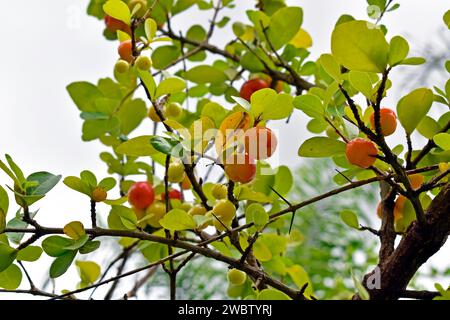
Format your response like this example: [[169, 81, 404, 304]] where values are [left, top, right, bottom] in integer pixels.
[[0, 0, 448, 299]]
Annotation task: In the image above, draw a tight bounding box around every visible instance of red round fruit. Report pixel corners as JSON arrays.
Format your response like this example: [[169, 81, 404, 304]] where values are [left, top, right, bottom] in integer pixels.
[[224, 152, 257, 184], [239, 79, 270, 101], [370, 108, 397, 136], [161, 189, 182, 201], [244, 126, 278, 160], [104, 15, 131, 34], [128, 181, 155, 210], [118, 40, 134, 63], [345, 138, 379, 169]]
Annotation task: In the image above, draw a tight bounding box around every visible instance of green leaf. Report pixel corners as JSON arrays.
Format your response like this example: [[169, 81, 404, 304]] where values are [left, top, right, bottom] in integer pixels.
[[0, 264, 22, 290], [0, 242, 17, 272], [201, 102, 228, 127], [159, 209, 196, 231], [444, 10, 450, 29], [267, 7, 303, 50], [26, 172, 61, 196], [5, 155, 26, 185], [293, 94, 324, 119], [286, 265, 313, 296], [352, 271, 370, 300], [155, 77, 187, 99], [246, 203, 268, 230], [0, 184, 8, 216], [110, 205, 137, 229], [258, 289, 291, 300], [42, 236, 74, 257], [98, 177, 116, 191], [64, 221, 86, 240], [151, 46, 180, 70], [388, 35, 409, 66], [50, 250, 77, 278], [271, 166, 293, 197], [331, 20, 389, 73], [397, 88, 434, 134], [103, 0, 131, 24], [63, 176, 91, 196], [417, 116, 440, 140], [64, 234, 89, 251], [79, 241, 101, 255], [116, 98, 147, 135], [116, 135, 157, 157], [236, 186, 273, 203], [144, 18, 157, 40], [137, 69, 157, 98], [340, 210, 360, 229], [434, 133, 450, 150], [319, 54, 341, 81], [80, 170, 97, 187], [150, 136, 182, 156], [5, 215, 27, 244], [76, 260, 101, 284], [348, 71, 373, 98], [398, 57, 426, 66], [67, 82, 103, 113], [298, 137, 346, 158], [251, 89, 293, 120], [184, 65, 228, 84], [17, 246, 42, 262]]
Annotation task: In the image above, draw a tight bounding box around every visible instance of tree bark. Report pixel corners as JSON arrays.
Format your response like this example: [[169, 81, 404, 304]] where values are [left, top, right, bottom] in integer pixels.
[[363, 184, 450, 300]]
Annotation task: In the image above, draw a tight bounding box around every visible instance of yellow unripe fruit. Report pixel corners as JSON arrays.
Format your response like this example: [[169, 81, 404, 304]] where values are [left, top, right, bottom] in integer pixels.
[[148, 106, 163, 122], [115, 59, 130, 74], [211, 184, 228, 200], [135, 55, 152, 71], [168, 162, 186, 183], [180, 203, 193, 212], [145, 202, 166, 228], [227, 284, 244, 298], [213, 217, 232, 232], [165, 102, 182, 118], [213, 199, 236, 221], [188, 205, 207, 216], [227, 269, 247, 286]]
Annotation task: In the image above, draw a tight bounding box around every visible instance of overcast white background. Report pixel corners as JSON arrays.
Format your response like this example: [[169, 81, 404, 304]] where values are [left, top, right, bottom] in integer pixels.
[[0, 0, 449, 299]]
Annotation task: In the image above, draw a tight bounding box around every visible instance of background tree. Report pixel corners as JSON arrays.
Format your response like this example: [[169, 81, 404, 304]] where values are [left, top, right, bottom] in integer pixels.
[[0, 0, 449, 300]]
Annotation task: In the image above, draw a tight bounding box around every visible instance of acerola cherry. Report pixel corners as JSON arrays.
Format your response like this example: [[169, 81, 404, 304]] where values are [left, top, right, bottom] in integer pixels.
[[345, 138, 379, 169], [135, 55, 152, 71], [211, 184, 228, 200], [370, 108, 397, 136], [244, 126, 278, 160], [165, 102, 182, 118], [168, 162, 186, 183], [161, 189, 182, 201], [104, 15, 131, 34], [181, 175, 192, 190], [180, 203, 192, 212], [394, 196, 406, 221], [118, 40, 134, 63], [146, 202, 166, 228], [188, 205, 208, 216], [128, 181, 155, 210], [212, 199, 236, 221], [227, 269, 247, 286], [377, 201, 402, 222], [408, 173, 424, 190], [224, 153, 256, 184], [239, 79, 270, 101], [92, 187, 107, 202]]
